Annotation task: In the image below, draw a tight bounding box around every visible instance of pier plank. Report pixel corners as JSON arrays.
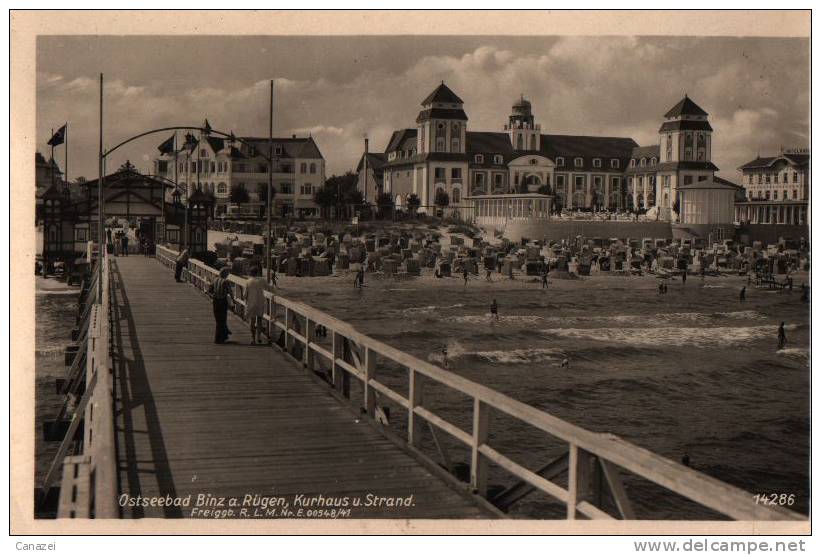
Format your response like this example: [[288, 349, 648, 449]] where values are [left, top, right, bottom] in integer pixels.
[[110, 256, 488, 519]]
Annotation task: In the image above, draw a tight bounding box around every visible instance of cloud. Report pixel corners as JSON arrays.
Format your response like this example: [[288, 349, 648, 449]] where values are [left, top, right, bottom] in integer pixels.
[[36, 38, 808, 185]]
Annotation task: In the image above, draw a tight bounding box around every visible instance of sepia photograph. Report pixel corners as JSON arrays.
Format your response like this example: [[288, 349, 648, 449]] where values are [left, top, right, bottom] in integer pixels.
[[9, 9, 812, 538]]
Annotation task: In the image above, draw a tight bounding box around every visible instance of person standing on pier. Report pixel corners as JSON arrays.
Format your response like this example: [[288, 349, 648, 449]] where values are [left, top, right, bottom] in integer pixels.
[[244, 266, 269, 344], [121, 232, 130, 257], [777, 322, 787, 351], [210, 268, 235, 344], [174, 249, 190, 282]]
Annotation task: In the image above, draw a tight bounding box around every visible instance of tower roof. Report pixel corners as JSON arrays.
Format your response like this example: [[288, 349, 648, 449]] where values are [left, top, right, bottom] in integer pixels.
[[513, 95, 531, 110], [664, 95, 708, 118], [421, 82, 463, 105]]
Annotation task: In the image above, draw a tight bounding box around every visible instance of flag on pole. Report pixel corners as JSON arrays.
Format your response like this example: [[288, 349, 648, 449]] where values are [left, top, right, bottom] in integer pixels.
[[157, 133, 176, 154], [47, 124, 66, 146]]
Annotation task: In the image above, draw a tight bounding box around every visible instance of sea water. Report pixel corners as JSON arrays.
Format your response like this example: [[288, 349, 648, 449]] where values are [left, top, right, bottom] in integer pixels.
[[288, 277, 810, 518]]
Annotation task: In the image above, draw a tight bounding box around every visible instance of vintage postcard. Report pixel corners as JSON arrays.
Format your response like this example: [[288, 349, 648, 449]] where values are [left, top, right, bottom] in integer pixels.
[[10, 10, 811, 537]]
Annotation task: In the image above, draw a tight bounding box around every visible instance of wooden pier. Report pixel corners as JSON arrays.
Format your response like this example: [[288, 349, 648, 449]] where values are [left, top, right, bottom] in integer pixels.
[[107, 254, 489, 518], [40, 243, 806, 521]]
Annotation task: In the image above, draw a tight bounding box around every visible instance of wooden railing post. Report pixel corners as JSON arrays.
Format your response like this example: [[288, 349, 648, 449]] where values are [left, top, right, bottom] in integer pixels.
[[363, 347, 376, 416], [304, 317, 315, 370], [408, 369, 423, 448], [470, 398, 489, 497], [567, 444, 593, 519], [284, 307, 292, 353]]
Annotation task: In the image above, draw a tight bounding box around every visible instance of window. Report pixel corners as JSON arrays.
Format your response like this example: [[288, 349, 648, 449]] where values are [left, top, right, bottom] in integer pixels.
[[782, 173, 788, 184], [73, 227, 88, 242], [593, 158, 601, 168], [451, 168, 462, 179], [574, 157, 583, 167], [556, 157, 564, 167], [475, 173, 484, 186], [210, 161, 216, 173], [757, 174, 762, 184], [748, 175, 754, 184], [529, 158, 537, 165], [610, 159, 619, 169], [640, 158, 646, 167], [200, 149, 207, 157], [630, 159, 636, 167], [280, 183, 292, 194], [475, 154, 484, 163], [650, 157, 657, 165], [765, 174, 771, 184], [434, 167, 446, 179], [556, 175, 566, 188], [793, 172, 799, 183], [452, 188, 460, 203], [275, 146, 283, 155], [217, 183, 227, 194], [300, 163, 307, 173], [530, 134, 537, 150], [451, 137, 460, 151], [793, 189, 798, 199], [574, 175, 585, 190], [765, 191, 771, 200], [494, 155, 503, 165], [191, 162, 197, 173], [301, 184, 313, 196], [310, 163, 317, 174], [782, 190, 788, 200], [436, 137, 446, 152]]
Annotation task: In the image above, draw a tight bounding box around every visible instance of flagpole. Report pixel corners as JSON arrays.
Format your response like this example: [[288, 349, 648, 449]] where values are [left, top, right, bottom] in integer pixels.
[[266, 79, 273, 285], [50, 128, 54, 189], [64, 122, 68, 187], [98, 73, 104, 303]]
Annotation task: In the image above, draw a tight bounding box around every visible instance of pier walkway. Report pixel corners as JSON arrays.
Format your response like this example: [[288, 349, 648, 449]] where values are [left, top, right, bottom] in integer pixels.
[[108, 255, 488, 518]]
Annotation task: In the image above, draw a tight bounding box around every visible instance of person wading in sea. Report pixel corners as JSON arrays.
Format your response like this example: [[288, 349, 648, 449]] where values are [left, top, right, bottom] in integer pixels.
[[441, 345, 449, 368], [485, 268, 492, 282], [210, 268, 235, 344], [490, 299, 499, 322], [463, 266, 469, 287], [739, 286, 746, 302], [777, 322, 787, 351], [541, 269, 549, 290]]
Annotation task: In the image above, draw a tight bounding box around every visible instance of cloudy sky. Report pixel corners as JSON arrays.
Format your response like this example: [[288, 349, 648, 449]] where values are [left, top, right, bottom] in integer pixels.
[[36, 35, 808, 183]]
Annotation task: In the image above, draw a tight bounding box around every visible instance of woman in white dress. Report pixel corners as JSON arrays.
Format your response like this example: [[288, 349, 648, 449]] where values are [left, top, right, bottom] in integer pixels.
[[244, 266, 268, 344]]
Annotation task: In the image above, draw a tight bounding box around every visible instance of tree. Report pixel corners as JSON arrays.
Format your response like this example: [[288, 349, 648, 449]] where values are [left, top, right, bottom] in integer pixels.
[[313, 185, 336, 220], [376, 192, 394, 220], [230, 183, 250, 214], [537, 184, 551, 195], [434, 189, 450, 209], [319, 172, 360, 219], [407, 194, 421, 216]]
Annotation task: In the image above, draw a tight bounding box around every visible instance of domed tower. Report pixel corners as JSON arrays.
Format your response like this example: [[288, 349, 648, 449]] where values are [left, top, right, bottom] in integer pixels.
[[507, 95, 540, 151]]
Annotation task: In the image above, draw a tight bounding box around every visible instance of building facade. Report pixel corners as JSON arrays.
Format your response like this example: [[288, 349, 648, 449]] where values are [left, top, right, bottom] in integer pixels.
[[359, 83, 722, 222], [154, 121, 326, 219], [734, 150, 809, 225]]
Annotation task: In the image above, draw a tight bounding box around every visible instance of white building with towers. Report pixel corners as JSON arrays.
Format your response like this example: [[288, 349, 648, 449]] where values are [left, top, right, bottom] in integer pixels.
[[358, 82, 733, 226]]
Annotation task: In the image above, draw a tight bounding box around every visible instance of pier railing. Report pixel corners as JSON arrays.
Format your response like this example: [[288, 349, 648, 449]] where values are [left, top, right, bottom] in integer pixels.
[[41, 242, 118, 518], [156, 244, 803, 521]]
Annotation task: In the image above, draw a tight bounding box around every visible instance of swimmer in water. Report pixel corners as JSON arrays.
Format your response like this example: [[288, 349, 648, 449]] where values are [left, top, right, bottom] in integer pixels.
[[441, 345, 449, 368], [561, 358, 570, 368], [778, 322, 787, 351]]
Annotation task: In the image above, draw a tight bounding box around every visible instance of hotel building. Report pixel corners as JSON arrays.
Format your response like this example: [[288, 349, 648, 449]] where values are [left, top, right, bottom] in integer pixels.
[[154, 121, 326, 219], [358, 83, 726, 223], [734, 150, 809, 226]]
